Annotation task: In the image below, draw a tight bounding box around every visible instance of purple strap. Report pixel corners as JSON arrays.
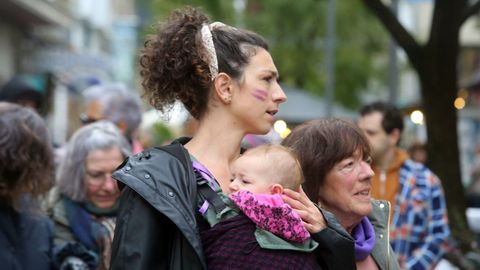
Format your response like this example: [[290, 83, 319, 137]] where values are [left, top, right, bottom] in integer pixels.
[[199, 200, 210, 215], [191, 160, 218, 187], [191, 159, 220, 214], [352, 216, 376, 261]]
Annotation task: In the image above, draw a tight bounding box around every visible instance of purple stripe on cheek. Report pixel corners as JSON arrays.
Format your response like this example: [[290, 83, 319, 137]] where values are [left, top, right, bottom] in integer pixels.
[[252, 89, 267, 101]]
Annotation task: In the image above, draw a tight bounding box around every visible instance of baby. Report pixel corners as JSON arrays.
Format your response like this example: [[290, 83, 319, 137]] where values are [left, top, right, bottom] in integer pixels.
[[227, 144, 309, 242], [198, 144, 319, 269]]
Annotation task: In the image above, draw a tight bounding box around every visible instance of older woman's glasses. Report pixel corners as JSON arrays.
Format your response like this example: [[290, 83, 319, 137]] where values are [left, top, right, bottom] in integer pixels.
[[86, 170, 115, 186]]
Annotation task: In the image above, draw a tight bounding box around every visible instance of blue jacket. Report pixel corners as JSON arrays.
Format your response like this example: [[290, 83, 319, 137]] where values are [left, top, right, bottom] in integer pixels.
[[391, 159, 450, 270]]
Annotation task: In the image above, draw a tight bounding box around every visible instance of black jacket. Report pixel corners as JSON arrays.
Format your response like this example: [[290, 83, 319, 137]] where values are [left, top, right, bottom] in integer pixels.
[[0, 204, 54, 270], [109, 140, 356, 270], [312, 209, 355, 269], [110, 140, 206, 270]]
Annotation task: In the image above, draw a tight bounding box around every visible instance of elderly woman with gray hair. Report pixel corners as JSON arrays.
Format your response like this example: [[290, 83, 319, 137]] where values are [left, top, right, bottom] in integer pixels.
[[47, 121, 131, 270], [81, 83, 144, 154]]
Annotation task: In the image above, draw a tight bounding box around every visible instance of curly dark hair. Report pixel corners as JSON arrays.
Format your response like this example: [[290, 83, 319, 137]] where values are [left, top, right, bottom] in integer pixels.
[[140, 6, 269, 119], [0, 102, 54, 209]]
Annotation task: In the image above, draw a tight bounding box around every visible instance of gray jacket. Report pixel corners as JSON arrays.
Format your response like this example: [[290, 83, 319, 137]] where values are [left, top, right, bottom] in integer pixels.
[[369, 200, 401, 270]]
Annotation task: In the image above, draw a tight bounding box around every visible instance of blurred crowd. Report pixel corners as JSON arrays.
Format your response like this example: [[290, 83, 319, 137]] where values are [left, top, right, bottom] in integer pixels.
[[1, 74, 474, 269], [0, 76, 181, 269], [0, 6, 478, 267]]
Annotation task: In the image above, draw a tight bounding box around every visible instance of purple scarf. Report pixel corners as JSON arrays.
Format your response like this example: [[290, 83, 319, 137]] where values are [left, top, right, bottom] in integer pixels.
[[352, 216, 376, 261]]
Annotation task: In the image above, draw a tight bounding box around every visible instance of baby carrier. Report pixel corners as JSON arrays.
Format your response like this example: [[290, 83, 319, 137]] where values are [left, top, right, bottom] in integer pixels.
[[158, 144, 322, 270]]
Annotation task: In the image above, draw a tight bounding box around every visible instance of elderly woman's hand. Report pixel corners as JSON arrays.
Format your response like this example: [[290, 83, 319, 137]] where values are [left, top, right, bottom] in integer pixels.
[[282, 186, 326, 234]]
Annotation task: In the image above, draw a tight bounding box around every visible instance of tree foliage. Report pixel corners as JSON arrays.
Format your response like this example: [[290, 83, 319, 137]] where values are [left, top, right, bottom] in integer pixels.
[[140, 0, 388, 109], [244, 0, 389, 108]]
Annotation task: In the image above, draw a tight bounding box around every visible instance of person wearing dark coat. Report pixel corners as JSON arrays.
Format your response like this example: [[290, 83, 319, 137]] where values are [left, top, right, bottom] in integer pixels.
[[110, 7, 357, 270], [0, 102, 55, 270], [0, 76, 45, 114]]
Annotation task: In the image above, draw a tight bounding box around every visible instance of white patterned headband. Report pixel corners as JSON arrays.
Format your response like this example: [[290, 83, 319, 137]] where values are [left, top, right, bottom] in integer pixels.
[[200, 22, 229, 80]]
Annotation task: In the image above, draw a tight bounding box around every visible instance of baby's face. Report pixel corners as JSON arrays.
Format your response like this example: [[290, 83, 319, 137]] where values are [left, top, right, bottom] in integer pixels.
[[228, 154, 275, 194]]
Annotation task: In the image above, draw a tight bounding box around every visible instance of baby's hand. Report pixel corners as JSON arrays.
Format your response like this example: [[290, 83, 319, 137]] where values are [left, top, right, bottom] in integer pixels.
[[282, 186, 326, 234]]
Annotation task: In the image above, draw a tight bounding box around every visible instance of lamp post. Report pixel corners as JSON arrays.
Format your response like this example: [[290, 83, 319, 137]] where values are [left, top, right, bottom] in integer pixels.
[[325, 0, 336, 117], [388, 0, 399, 103]]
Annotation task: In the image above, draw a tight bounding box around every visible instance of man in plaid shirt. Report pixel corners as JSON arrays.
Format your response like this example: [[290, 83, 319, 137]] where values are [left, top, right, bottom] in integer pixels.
[[358, 101, 450, 270]]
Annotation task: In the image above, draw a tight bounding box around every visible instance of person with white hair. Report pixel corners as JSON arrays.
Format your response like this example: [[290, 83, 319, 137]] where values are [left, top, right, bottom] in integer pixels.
[[47, 121, 132, 270], [81, 83, 144, 153]]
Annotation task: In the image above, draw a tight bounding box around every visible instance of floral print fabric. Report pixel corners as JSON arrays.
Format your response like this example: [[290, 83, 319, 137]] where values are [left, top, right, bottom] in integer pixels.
[[228, 191, 309, 243]]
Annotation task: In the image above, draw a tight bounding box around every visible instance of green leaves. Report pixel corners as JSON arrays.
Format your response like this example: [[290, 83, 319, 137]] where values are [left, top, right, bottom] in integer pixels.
[[141, 0, 388, 109]]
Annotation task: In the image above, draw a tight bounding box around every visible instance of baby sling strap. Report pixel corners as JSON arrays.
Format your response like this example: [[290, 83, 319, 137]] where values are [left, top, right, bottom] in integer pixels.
[[191, 159, 226, 215]]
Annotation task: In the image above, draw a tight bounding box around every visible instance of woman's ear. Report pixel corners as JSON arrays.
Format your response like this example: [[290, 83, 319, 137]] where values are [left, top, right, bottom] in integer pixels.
[[271, 184, 284, 195], [214, 72, 233, 104], [317, 189, 324, 206]]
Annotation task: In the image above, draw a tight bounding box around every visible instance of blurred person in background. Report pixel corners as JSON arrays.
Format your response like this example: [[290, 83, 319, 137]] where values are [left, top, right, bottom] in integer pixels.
[[0, 102, 54, 270], [47, 121, 131, 270], [358, 101, 450, 270], [81, 83, 144, 153], [408, 141, 428, 164], [0, 76, 45, 114]]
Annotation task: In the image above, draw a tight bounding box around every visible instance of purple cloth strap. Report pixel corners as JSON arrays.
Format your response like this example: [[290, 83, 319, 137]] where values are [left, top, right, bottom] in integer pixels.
[[191, 159, 221, 214], [192, 160, 212, 181], [192, 160, 222, 190], [352, 216, 376, 261], [199, 200, 209, 215]]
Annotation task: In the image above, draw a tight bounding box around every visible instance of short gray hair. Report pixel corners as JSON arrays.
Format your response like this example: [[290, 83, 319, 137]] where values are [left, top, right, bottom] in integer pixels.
[[83, 83, 143, 137], [57, 120, 132, 202]]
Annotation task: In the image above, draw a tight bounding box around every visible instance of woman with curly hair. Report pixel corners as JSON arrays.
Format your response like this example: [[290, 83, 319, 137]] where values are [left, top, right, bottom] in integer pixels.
[[0, 102, 54, 270], [109, 6, 355, 270]]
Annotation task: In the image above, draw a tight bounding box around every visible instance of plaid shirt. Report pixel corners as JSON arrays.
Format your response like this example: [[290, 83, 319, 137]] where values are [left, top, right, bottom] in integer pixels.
[[390, 159, 451, 270]]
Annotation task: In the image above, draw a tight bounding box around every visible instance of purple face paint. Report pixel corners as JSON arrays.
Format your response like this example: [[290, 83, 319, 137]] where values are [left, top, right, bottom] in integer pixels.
[[252, 89, 267, 102]]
